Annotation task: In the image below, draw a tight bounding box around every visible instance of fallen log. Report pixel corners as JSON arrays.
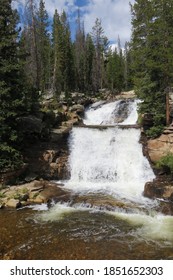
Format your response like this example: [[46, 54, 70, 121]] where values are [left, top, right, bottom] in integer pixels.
[[74, 124, 141, 129]]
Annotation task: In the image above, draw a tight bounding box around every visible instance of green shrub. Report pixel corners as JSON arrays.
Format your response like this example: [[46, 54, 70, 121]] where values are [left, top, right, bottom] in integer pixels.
[[146, 125, 164, 138], [0, 144, 23, 171], [156, 153, 173, 174]]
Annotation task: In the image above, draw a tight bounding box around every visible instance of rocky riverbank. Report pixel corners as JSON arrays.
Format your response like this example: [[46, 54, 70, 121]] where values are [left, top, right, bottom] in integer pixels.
[[1, 90, 173, 209]]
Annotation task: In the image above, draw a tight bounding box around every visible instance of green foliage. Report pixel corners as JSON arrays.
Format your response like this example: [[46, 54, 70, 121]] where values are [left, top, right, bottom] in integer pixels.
[[146, 125, 164, 138], [130, 0, 173, 136], [0, 192, 6, 198], [156, 153, 173, 174], [0, 1, 28, 171], [106, 47, 124, 93], [0, 144, 23, 171]]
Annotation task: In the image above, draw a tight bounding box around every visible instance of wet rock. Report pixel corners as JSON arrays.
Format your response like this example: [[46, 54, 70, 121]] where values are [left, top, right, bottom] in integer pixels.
[[144, 178, 173, 200], [113, 100, 129, 123], [70, 194, 142, 212]]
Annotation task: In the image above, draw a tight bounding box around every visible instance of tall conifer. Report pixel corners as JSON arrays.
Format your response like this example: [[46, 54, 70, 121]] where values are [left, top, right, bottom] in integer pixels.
[[0, 0, 25, 169]]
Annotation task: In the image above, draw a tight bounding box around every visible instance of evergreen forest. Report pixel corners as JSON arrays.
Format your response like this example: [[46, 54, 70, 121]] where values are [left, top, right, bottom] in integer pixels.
[[1, 0, 173, 171]]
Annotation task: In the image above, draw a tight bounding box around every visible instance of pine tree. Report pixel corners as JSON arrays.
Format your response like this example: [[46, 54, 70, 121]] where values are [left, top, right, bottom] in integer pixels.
[[130, 0, 173, 137], [52, 9, 63, 96], [60, 10, 75, 94], [106, 47, 124, 93], [0, 0, 25, 170], [24, 0, 40, 89], [85, 34, 95, 92], [52, 9, 75, 97], [91, 18, 108, 92], [74, 9, 86, 92], [124, 41, 133, 90], [36, 0, 51, 92]]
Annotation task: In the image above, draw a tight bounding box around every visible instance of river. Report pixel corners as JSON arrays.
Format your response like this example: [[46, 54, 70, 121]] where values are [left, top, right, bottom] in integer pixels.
[[0, 99, 173, 260]]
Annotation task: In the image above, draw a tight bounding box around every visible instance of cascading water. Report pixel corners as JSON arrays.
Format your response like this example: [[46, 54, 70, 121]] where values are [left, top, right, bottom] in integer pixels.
[[2, 99, 173, 260], [66, 99, 155, 203], [39, 99, 173, 245]]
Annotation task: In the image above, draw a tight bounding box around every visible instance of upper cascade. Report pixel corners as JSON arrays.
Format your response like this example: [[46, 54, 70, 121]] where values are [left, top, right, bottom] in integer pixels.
[[83, 99, 140, 126]]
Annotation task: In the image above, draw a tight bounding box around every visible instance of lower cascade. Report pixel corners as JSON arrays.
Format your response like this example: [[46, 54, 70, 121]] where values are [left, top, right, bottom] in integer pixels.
[[40, 99, 173, 244]]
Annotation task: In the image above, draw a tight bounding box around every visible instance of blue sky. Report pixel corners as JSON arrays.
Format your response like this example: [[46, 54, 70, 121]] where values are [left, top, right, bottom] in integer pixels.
[[13, 0, 135, 46]]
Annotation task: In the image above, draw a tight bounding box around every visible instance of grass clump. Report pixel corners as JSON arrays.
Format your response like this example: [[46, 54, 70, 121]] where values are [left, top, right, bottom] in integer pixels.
[[156, 153, 173, 174]]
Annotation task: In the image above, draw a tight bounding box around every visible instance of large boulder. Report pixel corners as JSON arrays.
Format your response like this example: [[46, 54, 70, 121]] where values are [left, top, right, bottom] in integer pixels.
[[5, 199, 21, 209], [148, 131, 173, 162], [17, 115, 43, 135], [144, 179, 173, 201]]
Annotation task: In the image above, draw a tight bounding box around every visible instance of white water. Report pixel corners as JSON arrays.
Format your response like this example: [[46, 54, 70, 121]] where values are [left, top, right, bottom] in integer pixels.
[[39, 99, 173, 243], [83, 99, 140, 125], [66, 99, 155, 203]]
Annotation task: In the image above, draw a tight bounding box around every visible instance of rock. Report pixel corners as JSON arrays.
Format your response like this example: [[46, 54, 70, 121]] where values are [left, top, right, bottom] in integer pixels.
[[90, 100, 107, 109], [113, 100, 130, 123], [0, 164, 28, 184], [144, 179, 173, 200], [141, 113, 153, 129], [148, 133, 173, 162], [17, 115, 43, 135], [0, 180, 71, 209], [53, 110, 66, 126], [70, 104, 85, 116], [0, 201, 5, 209], [42, 150, 60, 164], [121, 90, 136, 99], [6, 199, 21, 209], [24, 172, 38, 183], [70, 193, 143, 212]]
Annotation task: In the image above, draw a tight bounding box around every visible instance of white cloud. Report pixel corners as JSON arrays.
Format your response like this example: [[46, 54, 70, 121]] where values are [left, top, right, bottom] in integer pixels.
[[82, 0, 135, 45], [12, 0, 135, 45]]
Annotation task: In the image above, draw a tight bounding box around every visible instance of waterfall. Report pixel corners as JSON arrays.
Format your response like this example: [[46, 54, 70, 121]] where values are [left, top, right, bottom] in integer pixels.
[[66, 99, 155, 203], [38, 99, 173, 244]]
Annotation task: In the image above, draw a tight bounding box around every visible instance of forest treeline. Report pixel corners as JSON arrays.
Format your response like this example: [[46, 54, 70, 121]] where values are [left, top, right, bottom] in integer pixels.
[[1, 0, 173, 171], [20, 0, 130, 95]]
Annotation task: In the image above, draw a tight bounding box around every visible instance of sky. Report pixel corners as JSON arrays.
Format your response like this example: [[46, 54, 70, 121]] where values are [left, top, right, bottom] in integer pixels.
[[13, 0, 135, 46]]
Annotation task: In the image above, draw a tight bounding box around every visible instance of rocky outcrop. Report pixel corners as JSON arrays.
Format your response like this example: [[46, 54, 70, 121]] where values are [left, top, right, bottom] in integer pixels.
[[0, 180, 70, 208], [148, 125, 173, 162], [41, 149, 69, 180], [0, 164, 28, 185], [144, 177, 173, 201], [70, 104, 85, 116]]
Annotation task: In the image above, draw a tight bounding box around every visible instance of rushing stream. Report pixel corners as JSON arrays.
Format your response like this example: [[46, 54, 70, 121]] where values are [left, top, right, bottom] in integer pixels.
[[1, 99, 173, 260]]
